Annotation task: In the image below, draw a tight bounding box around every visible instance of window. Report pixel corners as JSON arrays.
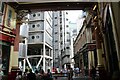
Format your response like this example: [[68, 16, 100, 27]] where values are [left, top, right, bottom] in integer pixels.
[[60, 34, 62, 37], [55, 49, 58, 51], [66, 18, 68, 21], [66, 25, 69, 27], [55, 32, 58, 34], [37, 24, 40, 27], [7, 10, 12, 26], [38, 13, 40, 16], [36, 36, 39, 39], [32, 36, 35, 39], [61, 42, 63, 45], [1, 3, 4, 13], [33, 14, 36, 17], [66, 47, 70, 49], [67, 39, 70, 42], [55, 40, 58, 42], [55, 24, 57, 26], [60, 14, 62, 17], [66, 32, 69, 34], [32, 25, 35, 28], [55, 17, 57, 19]]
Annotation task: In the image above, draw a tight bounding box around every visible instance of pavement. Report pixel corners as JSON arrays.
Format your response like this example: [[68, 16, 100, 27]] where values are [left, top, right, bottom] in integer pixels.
[[53, 76, 92, 80], [72, 76, 92, 80]]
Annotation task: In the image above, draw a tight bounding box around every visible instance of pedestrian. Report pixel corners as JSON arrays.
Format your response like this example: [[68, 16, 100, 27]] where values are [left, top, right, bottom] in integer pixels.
[[16, 71, 22, 80], [22, 68, 28, 80], [54, 69, 58, 80], [46, 69, 53, 80], [39, 69, 45, 80], [90, 66, 96, 80], [27, 69, 36, 80], [74, 67, 80, 77], [70, 68, 73, 80], [35, 70, 41, 80], [0, 68, 4, 80]]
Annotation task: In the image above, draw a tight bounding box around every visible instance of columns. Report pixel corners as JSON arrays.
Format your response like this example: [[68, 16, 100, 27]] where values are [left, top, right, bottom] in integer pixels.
[[9, 23, 21, 72], [88, 51, 95, 70], [95, 26, 103, 67], [43, 29, 46, 72], [94, 19, 107, 79], [9, 46, 14, 72]]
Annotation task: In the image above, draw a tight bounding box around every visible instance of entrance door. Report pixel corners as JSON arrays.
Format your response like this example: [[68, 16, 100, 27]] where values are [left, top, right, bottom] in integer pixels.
[[2, 44, 10, 75]]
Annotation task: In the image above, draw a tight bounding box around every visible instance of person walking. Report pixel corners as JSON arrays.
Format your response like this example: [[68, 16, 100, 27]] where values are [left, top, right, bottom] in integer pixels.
[[70, 68, 73, 80], [16, 71, 22, 80], [22, 69, 28, 80], [90, 66, 96, 80], [35, 70, 41, 80], [46, 69, 53, 80]]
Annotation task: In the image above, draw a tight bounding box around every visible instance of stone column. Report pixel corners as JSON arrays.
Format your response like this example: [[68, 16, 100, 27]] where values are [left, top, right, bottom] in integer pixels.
[[94, 19, 107, 80]]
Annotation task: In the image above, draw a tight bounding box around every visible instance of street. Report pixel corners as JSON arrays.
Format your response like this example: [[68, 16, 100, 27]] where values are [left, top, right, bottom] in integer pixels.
[[52, 76, 91, 80]]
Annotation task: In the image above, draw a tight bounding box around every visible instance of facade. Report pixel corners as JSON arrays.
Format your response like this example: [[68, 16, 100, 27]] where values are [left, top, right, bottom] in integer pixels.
[[0, 2, 18, 75], [19, 11, 53, 72], [74, 2, 120, 79], [74, 11, 96, 75], [52, 11, 61, 68], [53, 11, 74, 69]]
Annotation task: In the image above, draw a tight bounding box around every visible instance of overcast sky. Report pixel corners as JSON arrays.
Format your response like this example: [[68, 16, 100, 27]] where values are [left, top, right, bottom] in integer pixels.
[[67, 10, 83, 23]]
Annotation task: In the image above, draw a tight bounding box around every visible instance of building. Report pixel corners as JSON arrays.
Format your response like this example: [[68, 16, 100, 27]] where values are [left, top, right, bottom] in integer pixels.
[[53, 11, 74, 69], [19, 11, 53, 72], [74, 2, 120, 79], [0, 2, 18, 75], [52, 11, 61, 68], [74, 10, 96, 75]]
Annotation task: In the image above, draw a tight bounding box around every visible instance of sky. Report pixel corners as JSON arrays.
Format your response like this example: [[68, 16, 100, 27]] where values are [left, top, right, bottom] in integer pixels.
[[67, 10, 83, 23]]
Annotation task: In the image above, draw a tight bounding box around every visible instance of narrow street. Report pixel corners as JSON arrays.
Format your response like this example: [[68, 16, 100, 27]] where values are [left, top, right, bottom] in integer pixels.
[[0, 1, 120, 80]]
